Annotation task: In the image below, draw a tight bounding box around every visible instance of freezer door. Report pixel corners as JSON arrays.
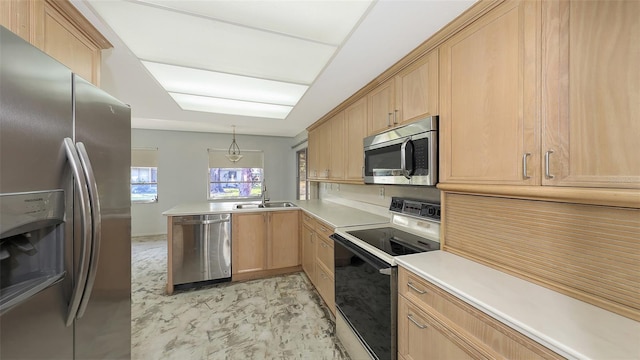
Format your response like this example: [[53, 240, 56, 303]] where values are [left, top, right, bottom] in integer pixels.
[[0, 27, 74, 359], [73, 75, 132, 359]]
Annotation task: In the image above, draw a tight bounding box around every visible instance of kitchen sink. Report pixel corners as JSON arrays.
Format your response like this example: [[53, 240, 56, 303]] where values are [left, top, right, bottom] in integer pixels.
[[262, 202, 297, 208], [234, 202, 297, 210]]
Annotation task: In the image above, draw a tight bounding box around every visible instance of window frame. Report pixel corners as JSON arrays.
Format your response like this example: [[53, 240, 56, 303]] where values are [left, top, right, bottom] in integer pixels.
[[131, 166, 158, 203], [207, 149, 265, 201], [296, 148, 309, 200]]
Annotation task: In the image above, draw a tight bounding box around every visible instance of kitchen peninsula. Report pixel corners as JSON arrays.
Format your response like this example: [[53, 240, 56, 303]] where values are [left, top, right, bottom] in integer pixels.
[[162, 200, 388, 295]]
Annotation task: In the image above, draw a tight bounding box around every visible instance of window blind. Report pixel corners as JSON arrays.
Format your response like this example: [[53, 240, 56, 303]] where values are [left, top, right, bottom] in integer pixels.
[[131, 148, 158, 167]]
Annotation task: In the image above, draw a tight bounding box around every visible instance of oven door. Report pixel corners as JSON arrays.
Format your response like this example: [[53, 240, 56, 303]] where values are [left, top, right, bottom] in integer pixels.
[[331, 234, 397, 360]]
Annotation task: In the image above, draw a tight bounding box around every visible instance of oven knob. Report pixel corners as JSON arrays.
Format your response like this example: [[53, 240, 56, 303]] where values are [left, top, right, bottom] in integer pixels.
[[426, 206, 436, 217]]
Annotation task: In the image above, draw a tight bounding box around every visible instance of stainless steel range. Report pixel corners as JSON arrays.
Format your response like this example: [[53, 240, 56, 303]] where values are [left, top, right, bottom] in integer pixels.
[[331, 197, 441, 360]]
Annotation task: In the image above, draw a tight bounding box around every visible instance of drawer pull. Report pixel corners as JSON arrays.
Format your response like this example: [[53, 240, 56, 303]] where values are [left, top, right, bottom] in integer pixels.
[[319, 226, 327, 232], [407, 314, 427, 329], [321, 242, 328, 248], [408, 282, 427, 294]]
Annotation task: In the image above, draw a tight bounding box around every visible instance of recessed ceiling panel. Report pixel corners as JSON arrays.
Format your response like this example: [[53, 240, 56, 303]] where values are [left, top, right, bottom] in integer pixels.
[[170, 93, 293, 119], [90, 0, 336, 84], [142, 61, 308, 106], [136, 0, 373, 45]]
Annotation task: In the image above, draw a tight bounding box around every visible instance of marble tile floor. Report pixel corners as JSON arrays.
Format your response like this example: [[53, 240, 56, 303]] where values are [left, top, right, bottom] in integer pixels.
[[132, 238, 350, 360]]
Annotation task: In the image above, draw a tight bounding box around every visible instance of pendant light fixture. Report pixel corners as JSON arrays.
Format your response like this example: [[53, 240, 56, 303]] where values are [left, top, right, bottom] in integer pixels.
[[225, 125, 243, 163]]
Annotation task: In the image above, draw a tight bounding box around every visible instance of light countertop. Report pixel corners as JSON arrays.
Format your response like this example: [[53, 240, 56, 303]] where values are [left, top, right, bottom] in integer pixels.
[[163, 199, 390, 229], [396, 251, 640, 360], [292, 199, 389, 228]]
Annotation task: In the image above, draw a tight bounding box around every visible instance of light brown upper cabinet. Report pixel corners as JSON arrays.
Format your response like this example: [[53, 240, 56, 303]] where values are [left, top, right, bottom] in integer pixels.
[[329, 112, 345, 181], [368, 78, 396, 135], [541, 0, 640, 189], [345, 97, 368, 181], [440, 0, 540, 185], [308, 121, 331, 180], [308, 98, 368, 184], [367, 50, 439, 136], [0, 0, 111, 86]]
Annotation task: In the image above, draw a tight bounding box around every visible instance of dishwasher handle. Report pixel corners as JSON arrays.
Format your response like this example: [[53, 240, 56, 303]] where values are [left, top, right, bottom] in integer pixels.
[[174, 218, 230, 226]]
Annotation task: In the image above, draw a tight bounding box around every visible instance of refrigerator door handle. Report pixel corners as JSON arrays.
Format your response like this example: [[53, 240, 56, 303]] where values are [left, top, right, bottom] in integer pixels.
[[75, 142, 102, 320], [63, 138, 93, 327]]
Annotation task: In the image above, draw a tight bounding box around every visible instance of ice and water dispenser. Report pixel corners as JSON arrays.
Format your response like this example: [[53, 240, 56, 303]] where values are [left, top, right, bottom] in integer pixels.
[[0, 190, 66, 314]]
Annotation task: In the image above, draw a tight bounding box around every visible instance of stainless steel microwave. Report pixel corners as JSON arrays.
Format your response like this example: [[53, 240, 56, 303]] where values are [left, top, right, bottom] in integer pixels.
[[363, 116, 438, 186]]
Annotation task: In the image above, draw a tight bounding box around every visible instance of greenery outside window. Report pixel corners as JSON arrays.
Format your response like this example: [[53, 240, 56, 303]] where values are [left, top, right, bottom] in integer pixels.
[[131, 148, 158, 203], [208, 149, 264, 200]]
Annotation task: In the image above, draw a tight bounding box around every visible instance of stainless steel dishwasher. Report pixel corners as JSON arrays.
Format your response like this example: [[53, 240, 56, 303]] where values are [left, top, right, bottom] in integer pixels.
[[171, 214, 231, 287]]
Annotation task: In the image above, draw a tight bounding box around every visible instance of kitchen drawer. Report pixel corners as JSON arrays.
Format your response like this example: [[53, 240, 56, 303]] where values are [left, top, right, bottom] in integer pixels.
[[316, 235, 334, 276], [398, 295, 486, 360], [301, 211, 315, 228], [398, 268, 561, 360], [316, 262, 335, 315], [315, 220, 333, 240]]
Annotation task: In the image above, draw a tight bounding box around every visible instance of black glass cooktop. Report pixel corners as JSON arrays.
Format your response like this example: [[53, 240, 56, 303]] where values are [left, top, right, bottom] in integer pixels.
[[346, 227, 439, 256]]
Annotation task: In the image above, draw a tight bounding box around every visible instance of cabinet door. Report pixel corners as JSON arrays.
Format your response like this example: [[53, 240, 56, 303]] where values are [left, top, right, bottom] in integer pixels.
[[316, 121, 332, 179], [232, 213, 267, 274], [440, 0, 540, 185], [398, 297, 476, 360], [329, 112, 345, 180], [316, 263, 335, 315], [368, 78, 395, 135], [307, 127, 319, 180], [542, 0, 640, 188], [0, 0, 30, 41], [396, 49, 438, 125], [268, 211, 300, 269], [32, 1, 101, 85], [301, 224, 316, 284], [345, 97, 367, 181]]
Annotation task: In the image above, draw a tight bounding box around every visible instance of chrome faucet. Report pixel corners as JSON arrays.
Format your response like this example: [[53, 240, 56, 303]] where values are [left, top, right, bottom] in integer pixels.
[[261, 183, 269, 206]]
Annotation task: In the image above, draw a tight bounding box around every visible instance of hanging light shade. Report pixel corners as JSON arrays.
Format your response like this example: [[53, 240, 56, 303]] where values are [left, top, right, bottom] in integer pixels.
[[225, 125, 243, 163]]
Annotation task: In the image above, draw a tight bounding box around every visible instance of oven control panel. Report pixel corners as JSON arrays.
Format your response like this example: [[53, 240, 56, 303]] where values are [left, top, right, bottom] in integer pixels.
[[390, 197, 441, 221]]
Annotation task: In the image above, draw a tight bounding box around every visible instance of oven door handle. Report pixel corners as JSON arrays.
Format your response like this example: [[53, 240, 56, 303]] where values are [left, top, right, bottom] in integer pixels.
[[330, 233, 393, 271]]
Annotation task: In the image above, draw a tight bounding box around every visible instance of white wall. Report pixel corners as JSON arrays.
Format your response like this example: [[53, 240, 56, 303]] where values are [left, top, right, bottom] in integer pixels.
[[131, 129, 296, 236]]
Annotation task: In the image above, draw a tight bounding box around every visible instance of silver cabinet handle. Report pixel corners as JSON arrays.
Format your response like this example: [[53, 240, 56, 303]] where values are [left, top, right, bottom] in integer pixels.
[[320, 242, 328, 248], [75, 142, 101, 320], [545, 150, 555, 179], [63, 138, 92, 327], [387, 113, 392, 127], [393, 109, 399, 125], [522, 153, 531, 179], [408, 282, 427, 294], [407, 314, 427, 329]]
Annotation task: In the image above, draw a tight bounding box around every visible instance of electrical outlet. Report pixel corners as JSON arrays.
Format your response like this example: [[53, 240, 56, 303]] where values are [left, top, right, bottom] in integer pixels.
[[336, 184, 340, 191], [378, 187, 385, 198]]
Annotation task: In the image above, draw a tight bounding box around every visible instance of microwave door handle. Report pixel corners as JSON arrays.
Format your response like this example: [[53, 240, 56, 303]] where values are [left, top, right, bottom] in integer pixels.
[[400, 138, 413, 179]]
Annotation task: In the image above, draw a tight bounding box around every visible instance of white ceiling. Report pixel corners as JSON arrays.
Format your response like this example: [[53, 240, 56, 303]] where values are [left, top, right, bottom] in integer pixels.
[[72, 0, 476, 137]]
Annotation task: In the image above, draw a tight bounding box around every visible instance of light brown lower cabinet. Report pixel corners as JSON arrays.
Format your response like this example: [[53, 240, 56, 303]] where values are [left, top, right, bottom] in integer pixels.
[[300, 211, 335, 315], [398, 267, 563, 360], [398, 297, 479, 360], [231, 210, 300, 281]]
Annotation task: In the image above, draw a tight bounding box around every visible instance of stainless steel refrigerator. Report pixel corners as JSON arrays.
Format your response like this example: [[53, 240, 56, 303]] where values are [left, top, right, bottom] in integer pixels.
[[0, 27, 131, 359]]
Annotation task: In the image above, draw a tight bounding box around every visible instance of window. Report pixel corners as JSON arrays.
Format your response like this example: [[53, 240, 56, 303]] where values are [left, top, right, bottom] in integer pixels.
[[296, 148, 308, 200], [131, 148, 158, 203], [208, 149, 264, 200]]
